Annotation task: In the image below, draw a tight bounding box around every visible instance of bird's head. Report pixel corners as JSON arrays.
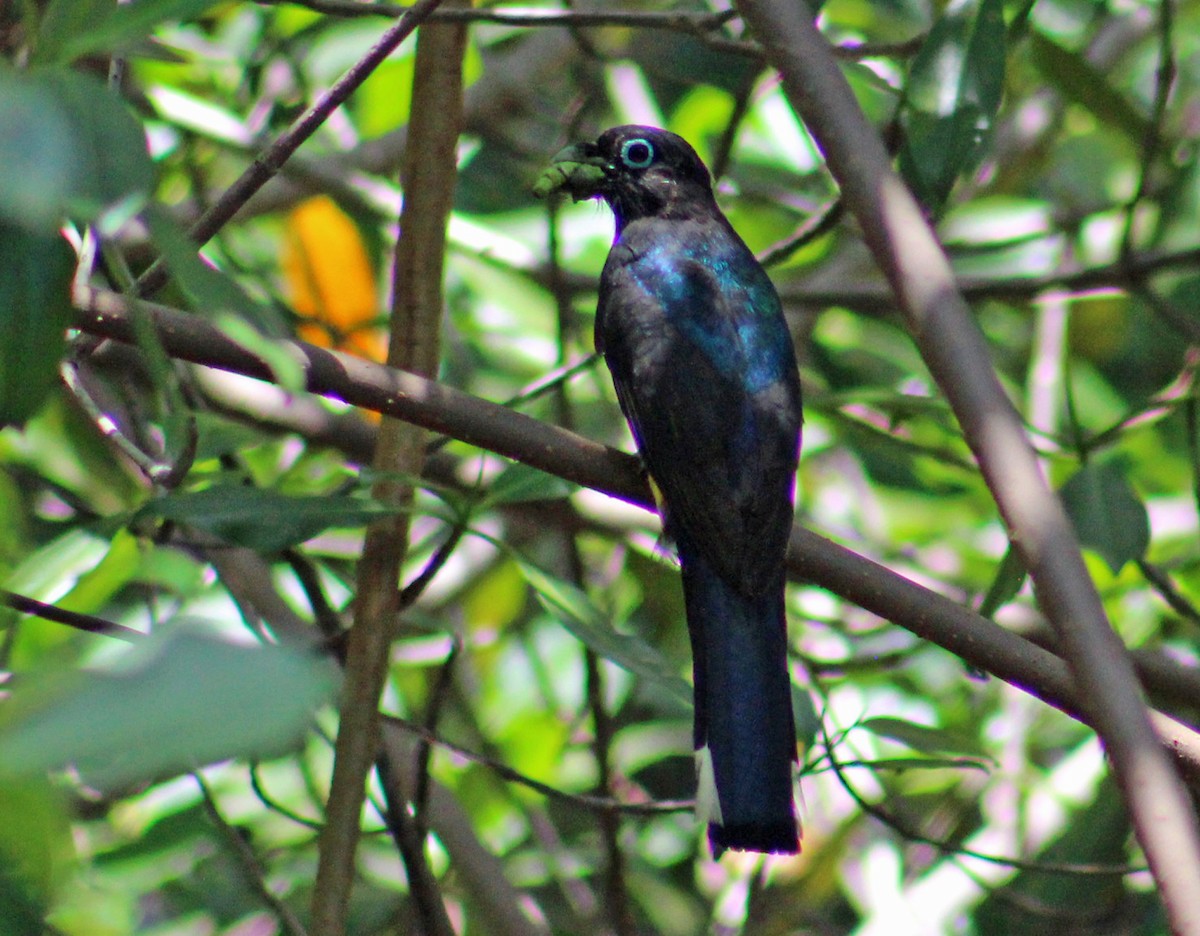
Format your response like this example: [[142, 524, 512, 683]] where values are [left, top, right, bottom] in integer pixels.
[[534, 125, 715, 229]]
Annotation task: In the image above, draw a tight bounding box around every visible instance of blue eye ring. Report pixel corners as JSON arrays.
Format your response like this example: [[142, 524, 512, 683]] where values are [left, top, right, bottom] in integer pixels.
[[619, 138, 655, 169]]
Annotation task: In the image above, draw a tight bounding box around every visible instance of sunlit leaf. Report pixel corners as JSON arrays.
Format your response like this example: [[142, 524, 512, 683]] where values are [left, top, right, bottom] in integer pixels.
[[0, 780, 71, 908], [56, 530, 145, 616]]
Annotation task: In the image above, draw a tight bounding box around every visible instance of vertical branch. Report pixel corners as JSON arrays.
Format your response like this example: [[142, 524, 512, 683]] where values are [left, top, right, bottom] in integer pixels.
[[732, 0, 1200, 930], [309, 8, 467, 933]]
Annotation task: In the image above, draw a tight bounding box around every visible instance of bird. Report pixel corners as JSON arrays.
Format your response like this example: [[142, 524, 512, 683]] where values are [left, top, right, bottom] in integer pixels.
[[536, 126, 803, 855]]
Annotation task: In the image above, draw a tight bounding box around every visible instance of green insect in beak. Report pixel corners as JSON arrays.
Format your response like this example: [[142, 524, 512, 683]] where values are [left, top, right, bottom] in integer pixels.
[[532, 144, 609, 201]]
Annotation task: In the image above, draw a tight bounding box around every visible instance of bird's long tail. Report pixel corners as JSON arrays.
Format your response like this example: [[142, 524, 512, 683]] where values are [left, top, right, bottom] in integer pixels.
[[677, 542, 800, 856]]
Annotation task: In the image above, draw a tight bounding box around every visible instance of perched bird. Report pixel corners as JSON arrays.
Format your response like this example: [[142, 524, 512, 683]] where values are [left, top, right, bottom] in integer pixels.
[[536, 126, 803, 855]]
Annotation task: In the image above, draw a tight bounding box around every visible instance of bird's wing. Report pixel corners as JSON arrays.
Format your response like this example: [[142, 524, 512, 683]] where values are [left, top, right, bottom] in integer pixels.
[[597, 239, 801, 596]]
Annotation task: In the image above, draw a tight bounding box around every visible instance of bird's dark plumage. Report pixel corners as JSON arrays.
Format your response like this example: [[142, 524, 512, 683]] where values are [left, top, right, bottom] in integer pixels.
[[537, 126, 803, 855]]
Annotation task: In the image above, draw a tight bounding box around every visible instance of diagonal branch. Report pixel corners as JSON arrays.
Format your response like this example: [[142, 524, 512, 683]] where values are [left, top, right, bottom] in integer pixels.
[[70, 286, 1200, 786], [731, 0, 1200, 927], [74, 286, 636, 501], [134, 0, 447, 298]]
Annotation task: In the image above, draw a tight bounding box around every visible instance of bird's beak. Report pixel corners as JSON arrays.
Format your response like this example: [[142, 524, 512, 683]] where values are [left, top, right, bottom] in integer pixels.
[[532, 142, 609, 201]]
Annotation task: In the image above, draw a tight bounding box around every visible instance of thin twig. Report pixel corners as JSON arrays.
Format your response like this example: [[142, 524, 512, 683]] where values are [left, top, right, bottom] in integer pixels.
[[2, 589, 143, 642], [399, 523, 468, 611], [1137, 559, 1200, 629], [413, 639, 460, 837], [1119, 0, 1175, 262], [376, 746, 456, 936], [283, 550, 346, 640], [249, 762, 326, 831], [260, 0, 734, 32], [254, 0, 924, 60], [759, 198, 845, 268], [548, 200, 636, 931], [819, 716, 1145, 877], [709, 74, 756, 183], [196, 772, 310, 936], [136, 0, 448, 298], [382, 714, 691, 815], [778, 244, 1200, 315]]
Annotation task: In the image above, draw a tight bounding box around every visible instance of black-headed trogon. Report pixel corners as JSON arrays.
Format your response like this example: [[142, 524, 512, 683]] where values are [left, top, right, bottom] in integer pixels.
[[537, 126, 802, 855]]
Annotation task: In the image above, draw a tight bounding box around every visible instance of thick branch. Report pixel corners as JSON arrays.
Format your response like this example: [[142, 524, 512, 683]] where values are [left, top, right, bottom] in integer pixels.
[[310, 7, 464, 932], [71, 288, 1200, 784], [733, 0, 1200, 926], [74, 286, 634, 502]]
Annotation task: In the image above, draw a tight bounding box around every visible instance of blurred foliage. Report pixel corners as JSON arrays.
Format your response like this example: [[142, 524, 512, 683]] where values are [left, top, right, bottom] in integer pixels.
[[1, 0, 1199, 932]]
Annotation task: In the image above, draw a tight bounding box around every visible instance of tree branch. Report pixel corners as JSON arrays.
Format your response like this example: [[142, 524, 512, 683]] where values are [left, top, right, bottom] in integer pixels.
[[732, 0, 1200, 926], [2, 589, 143, 642], [310, 4, 464, 930], [70, 286, 1200, 787], [196, 772, 310, 936], [73, 286, 636, 501], [135, 0, 447, 298], [778, 244, 1200, 319]]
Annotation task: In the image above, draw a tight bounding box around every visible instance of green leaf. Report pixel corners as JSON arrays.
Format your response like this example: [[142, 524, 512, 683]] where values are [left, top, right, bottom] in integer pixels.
[[0, 780, 72, 909], [36, 0, 222, 65], [3, 530, 110, 601], [0, 631, 340, 789], [482, 462, 574, 507], [0, 70, 154, 229], [0, 223, 74, 428], [136, 483, 398, 552], [1059, 461, 1150, 574], [518, 561, 693, 708], [57, 530, 144, 615], [142, 205, 277, 331], [977, 542, 1027, 618], [0, 855, 46, 936], [793, 684, 821, 753], [860, 716, 988, 759], [1029, 31, 1150, 143], [848, 756, 990, 772], [215, 313, 306, 394], [899, 0, 1006, 212]]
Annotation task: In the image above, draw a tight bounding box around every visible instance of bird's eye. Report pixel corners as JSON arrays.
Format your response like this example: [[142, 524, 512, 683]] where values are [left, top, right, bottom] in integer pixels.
[[619, 138, 655, 169]]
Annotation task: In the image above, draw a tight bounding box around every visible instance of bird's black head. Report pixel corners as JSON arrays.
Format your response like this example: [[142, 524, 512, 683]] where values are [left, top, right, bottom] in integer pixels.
[[534, 125, 716, 230]]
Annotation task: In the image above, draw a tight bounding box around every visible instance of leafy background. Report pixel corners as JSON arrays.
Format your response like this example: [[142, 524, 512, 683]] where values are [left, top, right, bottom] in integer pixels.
[[2, 0, 1200, 932]]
